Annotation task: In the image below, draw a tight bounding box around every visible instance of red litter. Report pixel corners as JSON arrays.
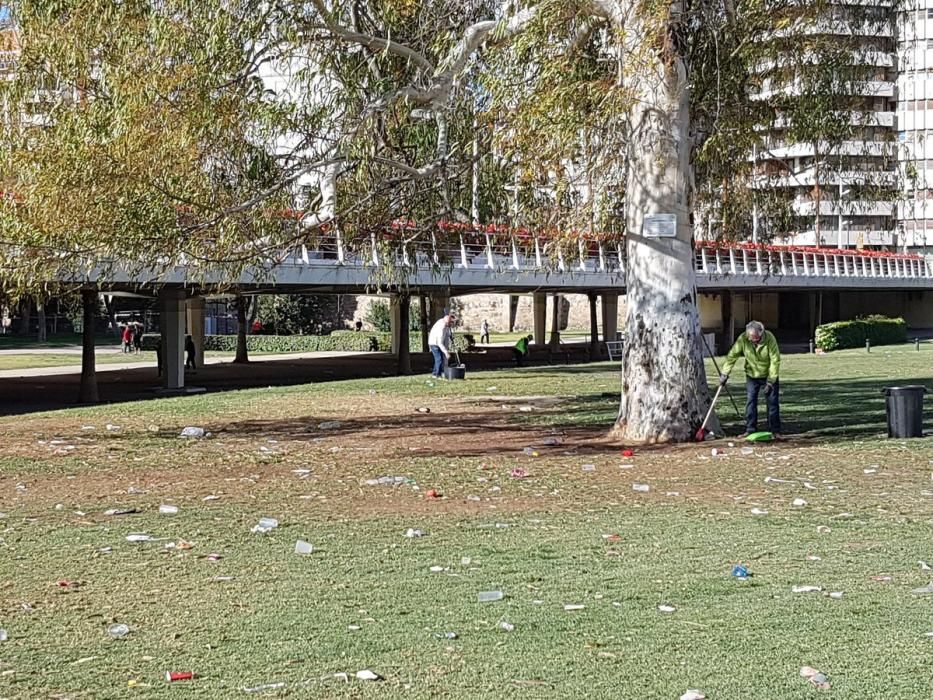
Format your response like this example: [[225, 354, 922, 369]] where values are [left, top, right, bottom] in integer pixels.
[[166, 671, 194, 682], [425, 489, 440, 498], [509, 468, 528, 479], [621, 449, 634, 458]]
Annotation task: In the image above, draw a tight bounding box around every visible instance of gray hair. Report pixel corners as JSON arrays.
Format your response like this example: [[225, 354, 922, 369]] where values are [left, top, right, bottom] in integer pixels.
[[746, 321, 764, 335]]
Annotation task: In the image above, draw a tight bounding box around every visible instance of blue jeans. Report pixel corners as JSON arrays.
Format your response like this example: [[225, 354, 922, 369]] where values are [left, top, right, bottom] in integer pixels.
[[430, 346, 445, 377], [746, 377, 781, 433]]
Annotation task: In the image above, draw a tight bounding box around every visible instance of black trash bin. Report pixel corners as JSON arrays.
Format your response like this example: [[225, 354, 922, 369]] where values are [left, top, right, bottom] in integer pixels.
[[882, 385, 928, 438], [444, 364, 466, 380]]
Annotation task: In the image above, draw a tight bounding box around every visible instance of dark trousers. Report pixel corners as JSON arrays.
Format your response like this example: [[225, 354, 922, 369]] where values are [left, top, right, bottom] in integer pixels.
[[513, 348, 525, 367], [480, 332, 489, 344], [746, 377, 781, 433]]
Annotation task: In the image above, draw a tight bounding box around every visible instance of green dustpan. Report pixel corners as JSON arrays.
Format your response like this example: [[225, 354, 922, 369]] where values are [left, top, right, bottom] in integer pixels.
[[746, 431, 773, 442]]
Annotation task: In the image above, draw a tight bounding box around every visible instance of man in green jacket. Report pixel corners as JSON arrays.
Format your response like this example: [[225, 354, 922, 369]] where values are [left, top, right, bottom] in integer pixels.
[[720, 320, 782, 438]]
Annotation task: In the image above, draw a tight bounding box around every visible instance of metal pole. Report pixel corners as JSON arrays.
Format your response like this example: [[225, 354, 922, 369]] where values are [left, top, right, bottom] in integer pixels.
[[809, 339, 815, 354], [866, 338, 871, 353]]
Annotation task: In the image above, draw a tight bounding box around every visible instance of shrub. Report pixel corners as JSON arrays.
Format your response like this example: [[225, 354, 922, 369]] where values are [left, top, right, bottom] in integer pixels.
[[815, 315, 907, 351], [140, 332, 473, 354]]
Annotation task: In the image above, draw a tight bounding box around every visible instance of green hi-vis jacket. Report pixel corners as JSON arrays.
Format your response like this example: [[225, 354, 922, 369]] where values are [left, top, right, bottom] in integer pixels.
[[722, 330, 781, 382]]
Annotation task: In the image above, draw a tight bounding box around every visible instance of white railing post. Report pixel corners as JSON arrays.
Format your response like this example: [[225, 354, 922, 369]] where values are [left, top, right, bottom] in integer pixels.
[[803, 253, 811, 276], [557, 245, 566, 272], [791, 253, 799, 276], [511, 237, 520, 270], [598, 242, 607, 272], [755, 250, 763, 275], [459, 234, 469, 268], [336, 230, 345, 264], [535, 238, 544, 268], [300, 244, 310, 265], [729, 249, 737, 274], [579, 238, 587, 271], [779, 251, 787, 276], [715, 250, 723, 275], [485, 233, 494, 269], [370, 233, 379, 266], [741, 249, 749, 274], [431, 232, 440, 265], [701, 247, 709, 274]]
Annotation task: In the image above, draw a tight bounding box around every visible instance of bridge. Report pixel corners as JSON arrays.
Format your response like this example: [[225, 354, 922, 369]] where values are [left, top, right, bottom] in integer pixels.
[[53, 224, 933, 394]]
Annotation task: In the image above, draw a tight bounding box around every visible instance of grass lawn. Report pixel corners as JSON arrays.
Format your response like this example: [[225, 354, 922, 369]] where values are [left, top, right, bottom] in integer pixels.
[[2, 344, 933, 697], [0, 333, 115, 349]]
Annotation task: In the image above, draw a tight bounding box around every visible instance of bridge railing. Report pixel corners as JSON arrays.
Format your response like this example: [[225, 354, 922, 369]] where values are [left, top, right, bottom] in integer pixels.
[[695, 243, 933, 280], [282, 226, 931, 282]]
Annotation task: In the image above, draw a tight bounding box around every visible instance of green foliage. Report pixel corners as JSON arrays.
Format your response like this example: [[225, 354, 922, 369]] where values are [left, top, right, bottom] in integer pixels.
[[815, 316, 907, 351], [140, 331, 471, 354], [254, 295, 350, 336], [365, 301, 392, 333]]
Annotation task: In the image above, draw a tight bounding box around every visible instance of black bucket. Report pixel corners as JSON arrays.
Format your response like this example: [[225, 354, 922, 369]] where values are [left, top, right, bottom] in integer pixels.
[[881, 385, 927, 438], [445, 364, 466, 380]]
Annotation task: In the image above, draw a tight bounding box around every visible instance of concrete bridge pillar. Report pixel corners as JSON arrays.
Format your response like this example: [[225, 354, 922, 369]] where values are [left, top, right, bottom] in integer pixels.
[[601, 292, 619, 342], [549, 293, 562, 348], [532, 292, 547, 345], [390, 294, 411, 375], [186, 296, 206, 369], [159, 289, 186, 390]]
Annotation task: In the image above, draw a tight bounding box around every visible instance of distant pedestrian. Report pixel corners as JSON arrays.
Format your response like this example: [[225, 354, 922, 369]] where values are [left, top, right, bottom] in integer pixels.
[[121, 324, 133, 353], [185, 334, 197, 370], [428, 312, 456, 378], [480, 319, 490, 344], [251, 319, 262, 334], [513, 334, 532, 367], [132, 322, 143, 354]]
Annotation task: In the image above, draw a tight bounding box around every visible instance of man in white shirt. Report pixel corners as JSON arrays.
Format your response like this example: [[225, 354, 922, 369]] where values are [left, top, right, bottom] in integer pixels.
[[428, 312, 455, 378]]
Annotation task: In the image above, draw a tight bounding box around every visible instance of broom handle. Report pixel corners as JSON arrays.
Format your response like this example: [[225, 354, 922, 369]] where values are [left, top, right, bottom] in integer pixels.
[[700, 383, 725, 432]]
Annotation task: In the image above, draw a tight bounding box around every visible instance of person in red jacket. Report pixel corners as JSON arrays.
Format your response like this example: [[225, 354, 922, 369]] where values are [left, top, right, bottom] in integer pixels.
[[121, 324, 133, 353]]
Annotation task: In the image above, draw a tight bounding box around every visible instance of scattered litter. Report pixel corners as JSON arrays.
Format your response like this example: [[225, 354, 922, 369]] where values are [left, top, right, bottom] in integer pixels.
[[657, 605, 677, 613], [461, 556, 472, 566], [166, 540, 194, 550], [521, 447, 539, 457], [764, 476, 793, 484], [806, 555, 821, 561], [318, 421, 342, 430], [542, 437, 562, 446], [425, 489, 441, 499], [435, 631, 458, 639], [632, 483, 650, 493], [127, 486, 147, 494], [800, 666, 830, 690], [429, 566, 445, 573], [740, 447, 754, 456], [417, 407, 431, 414], [582, 464, 596, 472], [921, 561, 931, 571], [159, 504, 178, 515], [828, 591, 844, 599], [108, 624, 130, 638], [0, 629, 7, 642], [251, 517, 279, 534], [294, 540, 314, 555], [202, 495, 220, 502], [499, 621, 515, 632], [816, 525, 832, 534], [364, 476, 412, 487], [355, 669, 382, 681], [510, 468, 528, 479], [792, 498, 807, 507], [912, 581, 933, 594], [243, 682, 286, 693], [792, 585, 822, 594], [863, 468, 877, 474], [621, 449, 634, 457], [731, 565, 750, 579], [105, 424, 121, 432], [563, 604, 585, 611], [292, 469, 311, 477], [348, 625, 361, 632], [179, 427, 205, 439], [104, 508, 139, 516], [165, 671, 194, 682], [518, 406, 533, 412], [206, 553, 222, 561], [478, 591, 504, 602], [871, 575, 893, 583], [404, 528, 426, 538], [750, 508, 768, 516], [711, 448, 724, 457], [681, 692, 706, 700], [126, 534, 153, 542]]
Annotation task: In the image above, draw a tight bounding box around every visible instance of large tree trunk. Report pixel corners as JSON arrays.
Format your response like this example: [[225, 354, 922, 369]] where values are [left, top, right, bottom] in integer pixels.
[[78, 290, 99, 404], [614, 47, 719, 443], [548, 293, 561, 349], [234, 294, 249, 364], [36, 297, 47, 343]]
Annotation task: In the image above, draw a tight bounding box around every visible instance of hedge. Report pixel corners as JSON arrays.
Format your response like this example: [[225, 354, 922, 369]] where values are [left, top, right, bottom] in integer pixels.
[[815, 315, 907, 351], [140, 332, 474, 354]]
